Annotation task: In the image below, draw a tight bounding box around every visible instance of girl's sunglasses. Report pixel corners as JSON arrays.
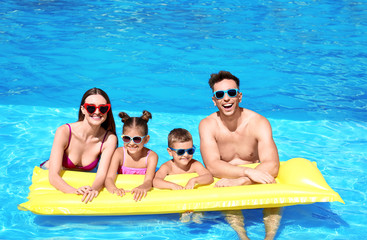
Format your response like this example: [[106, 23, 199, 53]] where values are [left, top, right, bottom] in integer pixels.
[[83, 103, 111, 114], [213, 88, 239, 100], [122, 135, 146, 144], [169, 146, 196, 156]]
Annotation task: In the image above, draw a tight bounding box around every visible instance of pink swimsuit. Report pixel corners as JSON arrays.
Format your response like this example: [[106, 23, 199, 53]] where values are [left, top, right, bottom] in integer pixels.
[[118, 147, 151, 175], [41, 123, 108, 171]]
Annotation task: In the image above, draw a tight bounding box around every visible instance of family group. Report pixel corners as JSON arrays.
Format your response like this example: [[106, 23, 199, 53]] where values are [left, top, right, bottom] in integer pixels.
[[40, 71, 282, 240]]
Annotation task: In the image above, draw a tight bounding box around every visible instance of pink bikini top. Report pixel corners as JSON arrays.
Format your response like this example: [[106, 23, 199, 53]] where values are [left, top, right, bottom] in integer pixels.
[[118, 147, 151, 175], [62, 123, 108, 171]]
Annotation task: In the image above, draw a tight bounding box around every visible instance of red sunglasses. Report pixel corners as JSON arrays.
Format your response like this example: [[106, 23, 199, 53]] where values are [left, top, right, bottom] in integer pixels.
[[83, 103, 111, 114]]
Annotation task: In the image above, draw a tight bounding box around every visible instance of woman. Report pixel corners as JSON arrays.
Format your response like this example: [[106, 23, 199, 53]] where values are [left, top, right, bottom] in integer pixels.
[[41, 88, 117, 203]]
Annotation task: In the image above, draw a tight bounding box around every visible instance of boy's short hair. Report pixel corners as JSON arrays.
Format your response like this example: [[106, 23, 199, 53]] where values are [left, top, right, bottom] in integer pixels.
[[208, 70, 240, 90], [168, 128, 193, 147]]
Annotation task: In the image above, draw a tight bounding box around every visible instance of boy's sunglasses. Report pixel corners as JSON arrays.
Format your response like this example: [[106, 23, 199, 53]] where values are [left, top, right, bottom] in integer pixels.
[[213, 88, 239, 100], [169, 146, 196, 156], [83, 103, 111, 114], [122, 135, 146, 144]]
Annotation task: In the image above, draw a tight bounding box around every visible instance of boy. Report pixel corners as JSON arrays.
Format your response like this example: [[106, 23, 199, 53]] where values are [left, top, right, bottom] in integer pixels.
[[153, 128, 213, 222]]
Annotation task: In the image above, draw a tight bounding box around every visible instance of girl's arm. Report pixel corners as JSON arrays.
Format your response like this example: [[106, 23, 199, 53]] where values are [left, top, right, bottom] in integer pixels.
[[48, 125, 79, 194], [185, 161, 214, 189], [153, 163, 184, 190], [105, 147, 124, 195], [131, 151, 159, 201]]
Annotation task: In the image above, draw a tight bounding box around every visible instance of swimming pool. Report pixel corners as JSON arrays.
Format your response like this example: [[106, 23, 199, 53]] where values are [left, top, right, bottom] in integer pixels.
[[1, 0, 366, 239]]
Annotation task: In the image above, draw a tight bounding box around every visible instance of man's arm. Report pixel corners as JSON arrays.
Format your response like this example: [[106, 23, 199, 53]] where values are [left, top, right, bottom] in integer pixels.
[[253, 116, 280, 178]]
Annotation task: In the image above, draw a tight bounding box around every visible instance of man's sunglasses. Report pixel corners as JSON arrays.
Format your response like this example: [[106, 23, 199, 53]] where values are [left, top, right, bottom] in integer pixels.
[[169, 146, 196, 156], [213, 88, 239, 100], [122, 135, 146, 144], [83, 103, 111, 114]]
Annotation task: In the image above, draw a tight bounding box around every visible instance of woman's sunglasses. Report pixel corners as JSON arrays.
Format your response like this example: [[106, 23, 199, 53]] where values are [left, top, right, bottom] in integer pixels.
[[83, 103, 111, 114], [169, 146, 196, 156], [122, 135, 146, 144], [213, 88, 239, 100]]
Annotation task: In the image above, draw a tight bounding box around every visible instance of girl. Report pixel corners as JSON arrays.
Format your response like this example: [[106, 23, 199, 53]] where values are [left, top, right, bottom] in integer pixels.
[[41, 88, 118, 203], [105, 110, 158, 201]]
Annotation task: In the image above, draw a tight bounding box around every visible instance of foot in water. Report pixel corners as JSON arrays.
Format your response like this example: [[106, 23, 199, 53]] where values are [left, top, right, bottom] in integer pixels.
[[192, 212, 204, 224], [180, 211, 193, 223]]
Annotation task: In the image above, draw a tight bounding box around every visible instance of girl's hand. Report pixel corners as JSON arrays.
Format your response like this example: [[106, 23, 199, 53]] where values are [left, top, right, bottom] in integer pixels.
[[131, 187, 148, 202], [113, 188, 126, 197]]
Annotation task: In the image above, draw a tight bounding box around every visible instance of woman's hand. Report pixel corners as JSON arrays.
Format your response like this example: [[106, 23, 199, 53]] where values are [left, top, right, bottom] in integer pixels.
[[75, 186, 99, 203]]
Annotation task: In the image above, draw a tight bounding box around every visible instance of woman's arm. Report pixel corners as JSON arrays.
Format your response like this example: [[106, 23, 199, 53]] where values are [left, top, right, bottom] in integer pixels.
[[91, 132, 118, 191], [79, 132, 117, 203], [48, 125, 79, 194], [104, 144, 123, 195]]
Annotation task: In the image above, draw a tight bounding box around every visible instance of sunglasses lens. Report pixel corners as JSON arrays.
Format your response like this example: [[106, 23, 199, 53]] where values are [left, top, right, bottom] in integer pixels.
[[122, 136, 131, 143], [99, 105, 109, 114], [176, 149, 185, 156], [86, 105, 96, 114], [215, 91, 225, 99], [187, 148, 195, 155], [228, 89, 237, 97], [132, 137, 142, 144]]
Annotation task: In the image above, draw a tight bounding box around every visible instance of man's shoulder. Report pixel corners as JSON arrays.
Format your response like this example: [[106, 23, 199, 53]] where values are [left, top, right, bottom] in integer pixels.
[[200, 112, 219, 126], [244, 109, 269, 124]]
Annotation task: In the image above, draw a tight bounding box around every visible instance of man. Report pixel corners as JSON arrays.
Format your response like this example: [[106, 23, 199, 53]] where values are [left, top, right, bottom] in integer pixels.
[[199, 70, 282, 240]]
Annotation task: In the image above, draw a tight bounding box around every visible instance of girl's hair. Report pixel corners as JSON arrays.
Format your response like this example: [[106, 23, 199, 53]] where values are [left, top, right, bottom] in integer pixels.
[[168, 128, 192, 147], [118, 110, 152, 135], [78, 87, 116, 136]]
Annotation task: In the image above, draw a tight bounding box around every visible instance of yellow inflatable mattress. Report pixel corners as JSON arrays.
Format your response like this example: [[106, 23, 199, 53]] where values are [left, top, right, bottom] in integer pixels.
[[18, 158, 344, 215]]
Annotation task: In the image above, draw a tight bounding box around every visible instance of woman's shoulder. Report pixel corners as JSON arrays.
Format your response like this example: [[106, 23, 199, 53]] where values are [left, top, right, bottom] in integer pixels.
[[55, 123, 72, 135], [102, 130, 118, 144]]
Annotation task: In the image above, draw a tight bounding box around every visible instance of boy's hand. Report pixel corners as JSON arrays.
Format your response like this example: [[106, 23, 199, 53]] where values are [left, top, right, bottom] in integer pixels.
[[171, 184, 184, 190], [185, 179, 196, 189]]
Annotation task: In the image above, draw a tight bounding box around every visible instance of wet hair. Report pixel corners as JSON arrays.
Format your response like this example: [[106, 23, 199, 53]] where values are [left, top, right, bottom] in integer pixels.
[[208, 70, 240, 91], [78, 87, 116, 136], [119, 110, 152, 135], [168, 128, 193, 147]]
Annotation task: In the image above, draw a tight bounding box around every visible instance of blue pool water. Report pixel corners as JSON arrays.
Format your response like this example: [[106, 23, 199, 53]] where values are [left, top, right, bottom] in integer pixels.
[[1, 0, 366, 239]]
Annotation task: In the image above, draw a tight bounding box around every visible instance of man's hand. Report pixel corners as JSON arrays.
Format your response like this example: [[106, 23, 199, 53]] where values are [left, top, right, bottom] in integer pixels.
[[244, 168, 275, 184]]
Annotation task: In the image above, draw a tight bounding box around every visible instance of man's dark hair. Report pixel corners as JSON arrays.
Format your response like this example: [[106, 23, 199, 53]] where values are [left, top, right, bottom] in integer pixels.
[[208, 70, 240, 90]]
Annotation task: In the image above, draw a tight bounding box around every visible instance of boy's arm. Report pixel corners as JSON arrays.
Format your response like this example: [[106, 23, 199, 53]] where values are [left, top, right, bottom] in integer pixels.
[[153, 164, 184, 190], [185, 161, 214, 189]]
